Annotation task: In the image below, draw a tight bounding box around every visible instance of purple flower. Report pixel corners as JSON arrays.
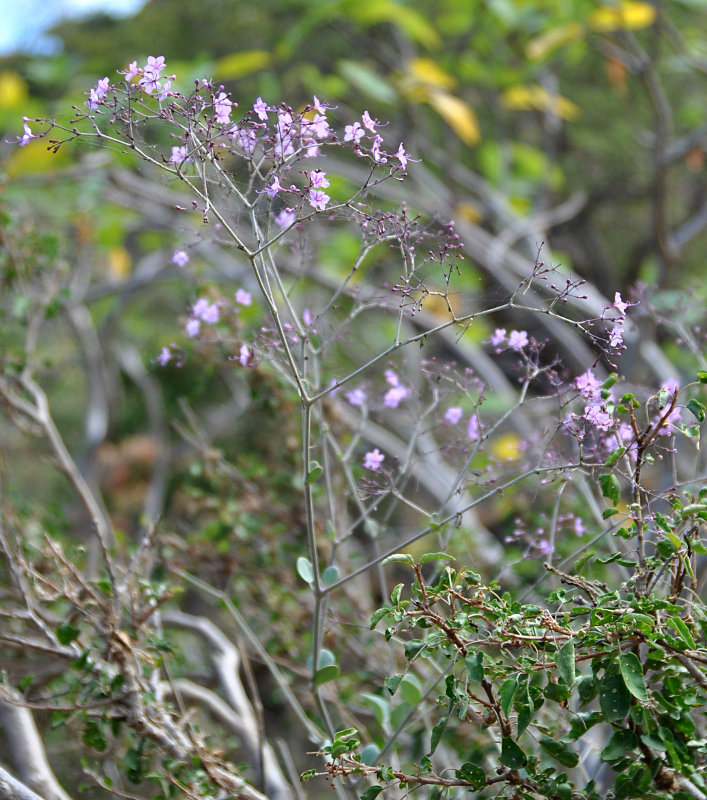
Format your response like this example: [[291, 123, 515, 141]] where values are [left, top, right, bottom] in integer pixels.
[[157, 346, 172, 366], [508, 330, 528, 351], [467, 414, 480, 440], [214, 92, 234, 125], [574, 369, 602, 402], [363, 448, 385, 471], [123, 61, 140, 81], [139, 57, 166, 94], [16, 118, 36, 147], [309, 189, 330, 211], [385, 369, 400, 386], [394, 143, 409, 169], [266, 177, 282, 197], [158, 80, 173, 102], [362, 110, 377, 132], [309, 169, 330, 189], [169, 145, 189, 164], [584, 404, 613, 431], [192, 298, 219, 324], [253, 97, 269, 121], [231, 125, 257, 155], [88, 77, 110, 110], [344, 122, 364, 143], [275, 208, 296, 229], [346, 388, 367, 407], [186, 318, 201, 338], [490, 328, 506, 347], [302, 308, 313, 326], [172, 250, 189, 267], [371, 135, 387, 163], [384, 386, 410, 408], [609, 323, 624, 348], [304, 113, 330, 139], [613, 292, 629, 316], [444, 407, 463, 425], [573, 517, 585, 537], [238, 344, 252, 366], [235, 288, 252, 306]]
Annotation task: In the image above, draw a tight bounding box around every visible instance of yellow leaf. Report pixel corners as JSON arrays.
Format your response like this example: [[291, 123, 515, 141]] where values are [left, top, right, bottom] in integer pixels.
[[427, 90, 480, 145], [107, 246, 132, 281], [408, 58, 457, 90], [490, 433, 522, 462], [455, 201, 482, 224], [0, 70, 29, 109], [501, 84, 580, 121], [527, 22, 584, 61], [213, 50, 272, 80], [590, 1, 656, 31]]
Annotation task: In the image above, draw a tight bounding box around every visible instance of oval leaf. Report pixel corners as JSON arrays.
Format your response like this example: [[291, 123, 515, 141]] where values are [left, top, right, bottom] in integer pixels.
[[619, 653, 648, 701], [399, 674, 423, 706], [296, 556, 314, 584], [313, 664, 340, 688], [556, 640, 576, 687], [539, 735, 579, 768], [501, 737, 527, 769], [599, 671, 631, 721]]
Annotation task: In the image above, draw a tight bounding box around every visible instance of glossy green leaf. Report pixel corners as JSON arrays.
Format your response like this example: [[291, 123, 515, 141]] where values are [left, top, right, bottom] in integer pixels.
[[556, 640, 576, 686], [500, 737, 527, 768], [419, 551, 455, 564], [668, 616, 696, 649], [687, 399, 705, 422], [599, 671, 631, 721], [465, 652, 485, 682], [296, 556, 314, 584], [430, 714, 449, 754], [313, 664, 340, 688], [599, 473, 621, 505], [539, 735, 579, 767], [619, 653, 648, 701], [381, 553, 415, 566], [500, 677, 517, 717], [455, 762, 486, 789], [306, 461, 323, 483]]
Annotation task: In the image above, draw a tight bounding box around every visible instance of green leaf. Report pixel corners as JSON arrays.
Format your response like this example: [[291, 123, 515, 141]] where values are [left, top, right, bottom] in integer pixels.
[[360, 744, 380, 766], [313, 664, 340, 688], [82, 721, 107, 752], [455, 762, 486, 789], [465, 652, 485, 682], [668, 616, 696, 649], [602, 373, 618, 388], [601, 729, 637, 762], [604, 447, 626, 466], [361, 694, 390, 729], [334, 727, 359, 742], [500, 737, 527, 768], [499, 677, 517, 717], [338, 60, 397, 103], [619, 653, 648, 701], [359, 786, 383, 800], [599, 473, 621, 505], [430, 714, 449, 754], [306, 461, 323, 483], [419, 551, 455, 564], [390, 583, 404, 604], [307, 649, 336, 670], [603, 507, 620, 519], [56, 623, 80, 645], [599, 671, 631, 721], [687, 399, 705, 422], [697, 369, 707, 384], [539, 735, 579, 767], [370, 606, 391, 629], [381, 553, 415, 566], [296, 557, 314, 584], [322, 565, 340, 586], [399, 674, 423, 705], [556, 640, 576, 686]]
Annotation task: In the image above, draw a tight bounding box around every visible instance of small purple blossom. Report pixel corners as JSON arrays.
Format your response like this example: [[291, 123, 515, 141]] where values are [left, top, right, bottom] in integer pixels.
[[574, 369, 602, 402], [384, 386, 410, 408], [186, 318, 201, 338], [573, 517, 585, 537], [584, 404, 613, 431], [508, 329, 528, 351], [15, 118, 36, 147], [266, 176, 282, 197], [275, 208, 296, 229], [361, 110, 377, 132], [235, 288, 252, 306], [609, 323, 624, 348], [371, 135, 387, 163], [253, 97, 269, 121], [192, 298, 220, 324], [302, 308, 313, 326], [169, 145, 189, 164], [304, 113, 330, 139], [363, 448, 385, 471], [344, 121, 364, 143], [172, 250, 189, 267], [467, 414, 480, 440], [214, 92, 234, 124], [613, 292, 629, 316], [157, 346, 172, 366], [346, 388, 367, 407], [309, 169, 330, 189], [394, 143, 410, 169], [445, 407, 463, 425], [238, 344, 252, 366], [490, 328, 506, 347], [309, 189, 330, 211], [88, 77, 110, 110]]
